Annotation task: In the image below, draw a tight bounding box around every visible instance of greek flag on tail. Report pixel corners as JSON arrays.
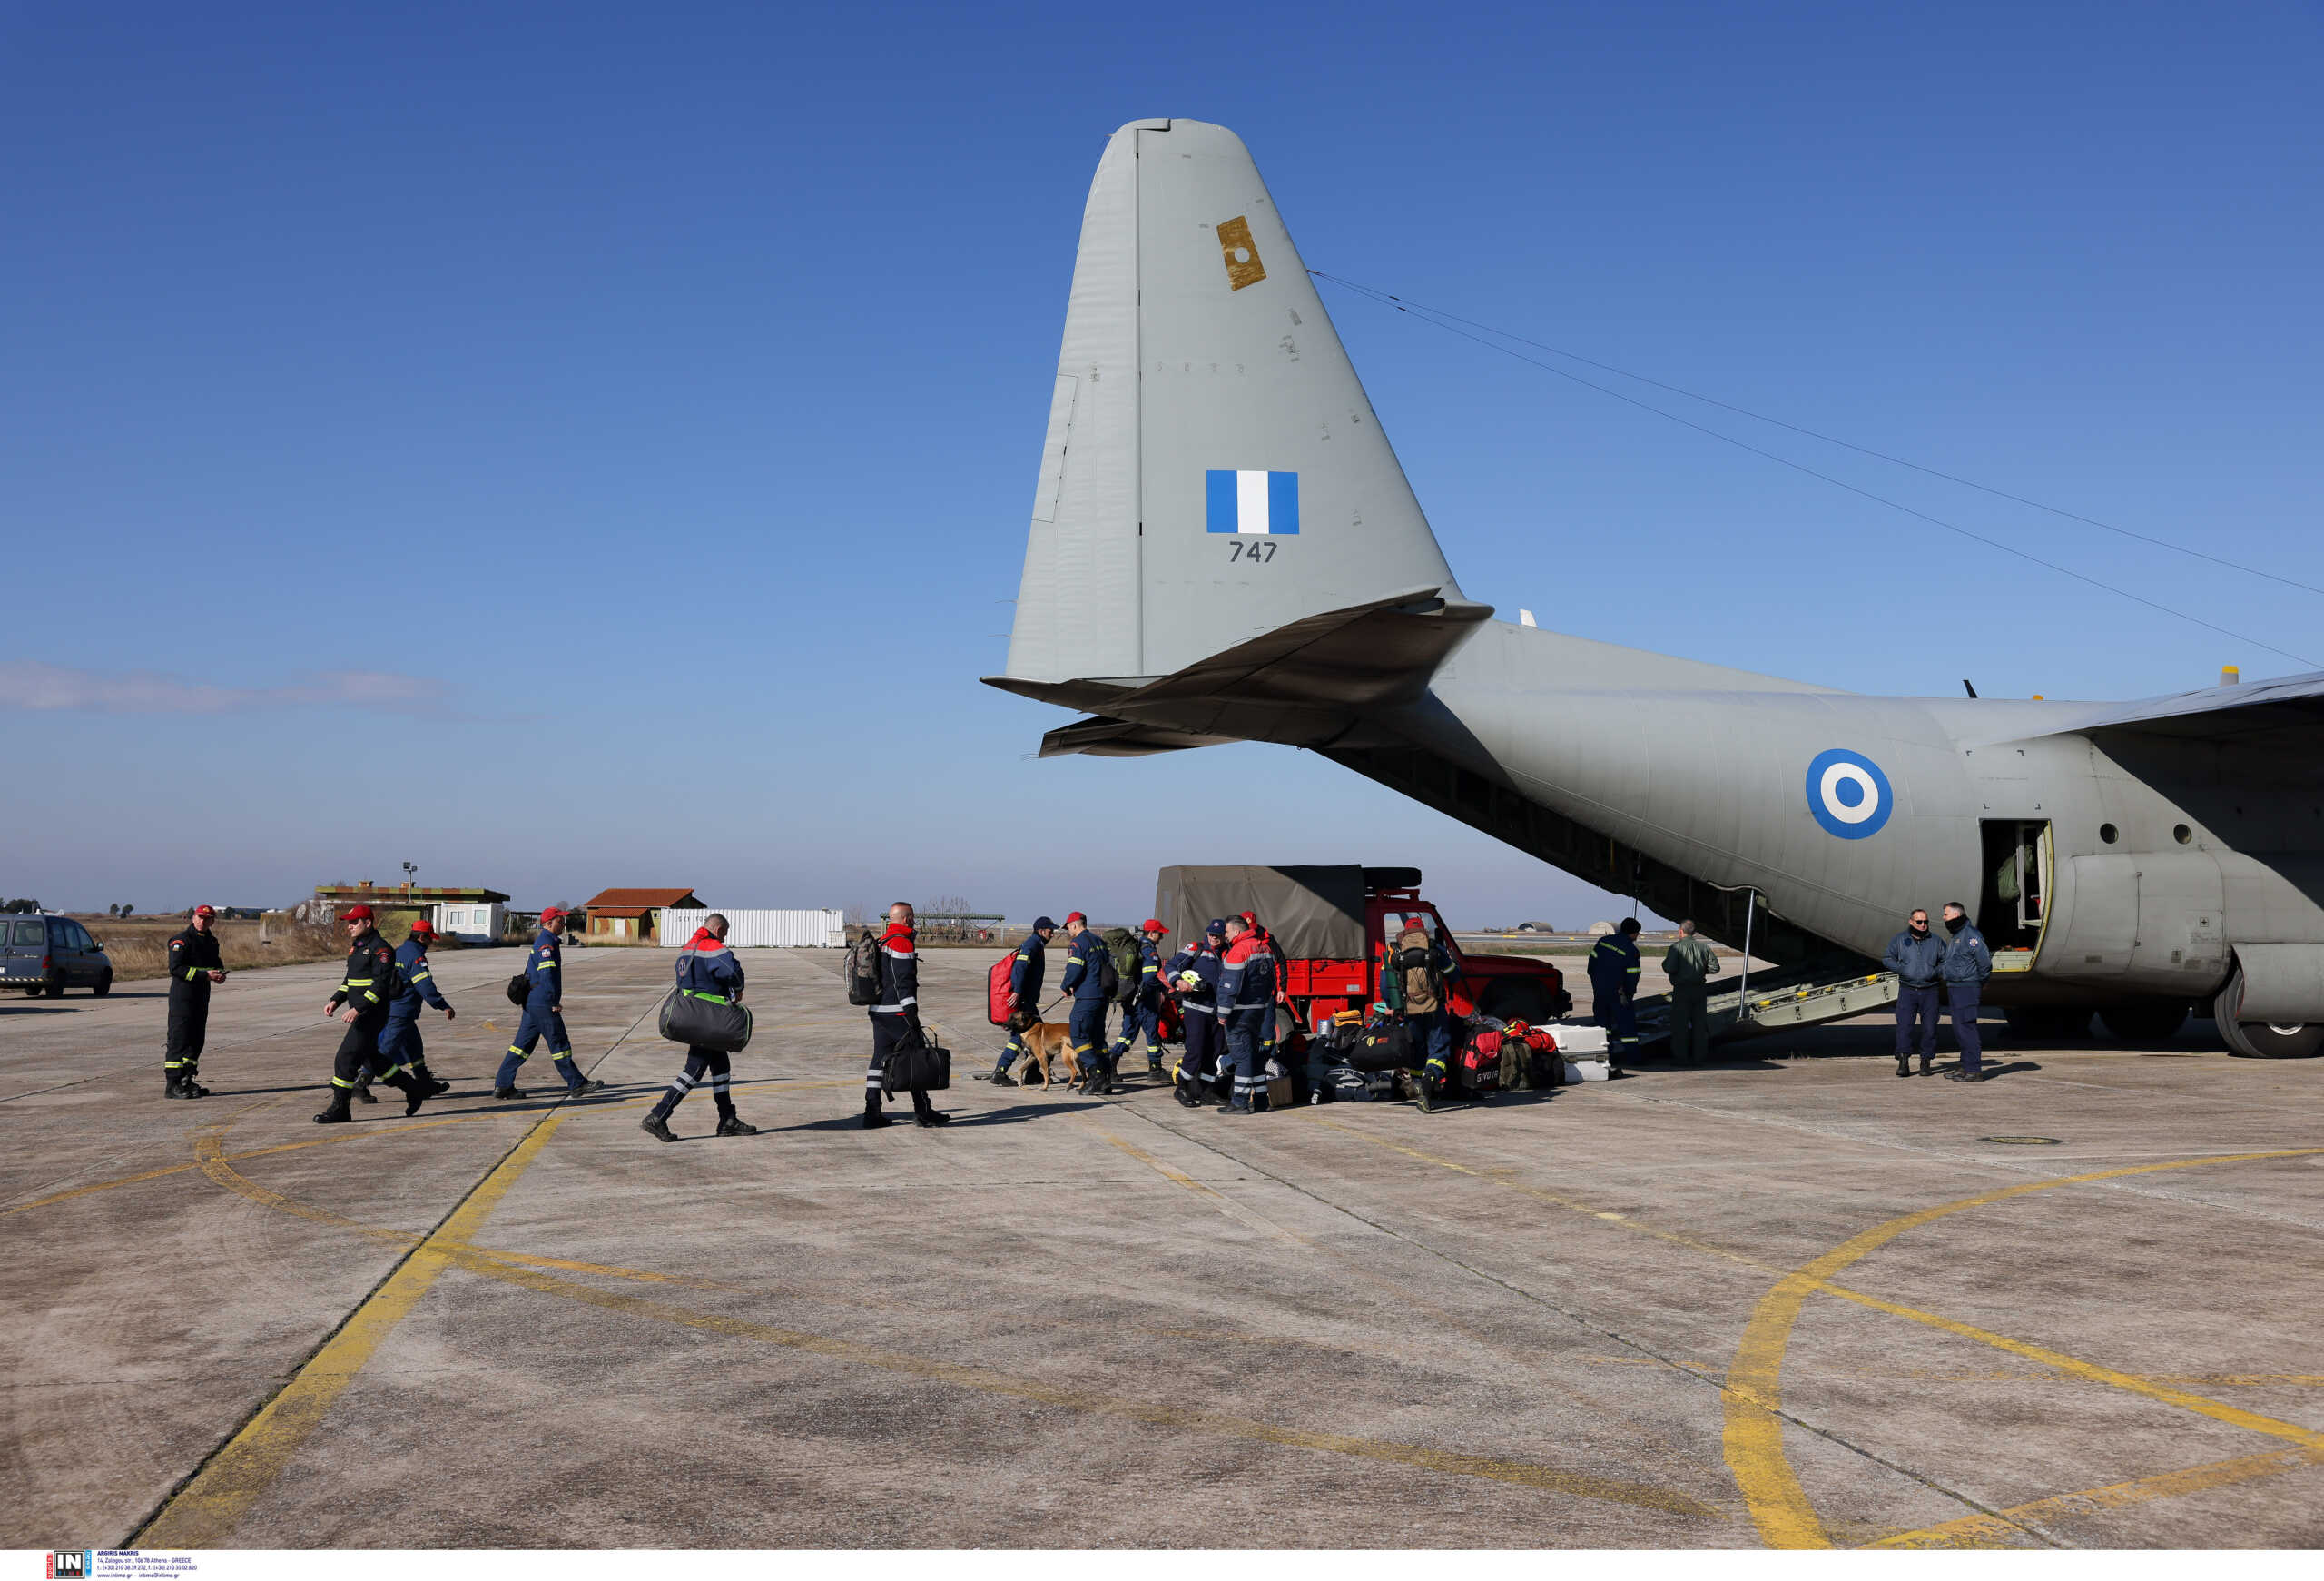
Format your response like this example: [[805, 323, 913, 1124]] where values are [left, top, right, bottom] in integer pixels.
[[1206, 469, 1300, 534]]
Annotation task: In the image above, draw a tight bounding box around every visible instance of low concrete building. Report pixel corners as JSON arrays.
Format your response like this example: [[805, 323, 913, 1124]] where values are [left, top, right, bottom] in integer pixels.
[[313, 884, 510, 941], [581, 888, 703, 944]]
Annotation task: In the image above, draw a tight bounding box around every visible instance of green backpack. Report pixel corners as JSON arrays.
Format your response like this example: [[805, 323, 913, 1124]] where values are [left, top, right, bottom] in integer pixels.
[[1099, 925, 1139, 1004]]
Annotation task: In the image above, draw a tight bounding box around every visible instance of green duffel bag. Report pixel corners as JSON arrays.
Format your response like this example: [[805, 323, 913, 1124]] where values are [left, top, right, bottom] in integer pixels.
[[660, 988, 753, 1053]]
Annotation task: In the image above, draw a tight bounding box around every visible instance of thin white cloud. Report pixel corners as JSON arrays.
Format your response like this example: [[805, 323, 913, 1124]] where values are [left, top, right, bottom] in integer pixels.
[[0, 661, 450, 716]]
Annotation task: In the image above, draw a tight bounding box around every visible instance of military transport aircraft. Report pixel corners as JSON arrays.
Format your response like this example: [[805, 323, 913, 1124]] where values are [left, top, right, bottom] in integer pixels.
[[984, 119, 2324, 1060]]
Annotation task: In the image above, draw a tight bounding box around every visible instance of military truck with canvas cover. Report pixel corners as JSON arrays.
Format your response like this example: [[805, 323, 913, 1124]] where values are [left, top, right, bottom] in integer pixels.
[[1152, 865, 1570, 1034]]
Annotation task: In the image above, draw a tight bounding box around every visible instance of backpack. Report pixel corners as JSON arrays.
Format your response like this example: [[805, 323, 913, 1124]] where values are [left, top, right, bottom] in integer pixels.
[[845, 928, 882, 1006], [1098, 926, 1137, 1003], [986, 949, 1016, 1026], [1394, 942, 1442, 1014]]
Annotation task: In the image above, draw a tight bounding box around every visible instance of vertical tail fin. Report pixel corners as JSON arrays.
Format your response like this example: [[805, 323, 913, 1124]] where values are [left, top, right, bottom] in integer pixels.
[[1001, 119, 1472, 688]]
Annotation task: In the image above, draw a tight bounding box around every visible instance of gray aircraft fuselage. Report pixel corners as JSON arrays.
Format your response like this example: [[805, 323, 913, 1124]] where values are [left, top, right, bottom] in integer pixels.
[[989, 117, 2324, 1057]]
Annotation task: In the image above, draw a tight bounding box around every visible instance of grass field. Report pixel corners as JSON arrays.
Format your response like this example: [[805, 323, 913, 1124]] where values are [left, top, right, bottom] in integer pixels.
[[72, 916, 365, 982]]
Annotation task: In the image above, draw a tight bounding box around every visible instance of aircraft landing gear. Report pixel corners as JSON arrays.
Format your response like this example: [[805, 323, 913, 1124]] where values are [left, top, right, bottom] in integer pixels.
[[2213, 970, 2324, 1058]]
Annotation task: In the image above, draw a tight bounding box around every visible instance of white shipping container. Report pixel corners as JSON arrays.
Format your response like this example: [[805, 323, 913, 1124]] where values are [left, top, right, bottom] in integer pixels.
[[432, 903, 507, 944], [659, 908, 846, 949]]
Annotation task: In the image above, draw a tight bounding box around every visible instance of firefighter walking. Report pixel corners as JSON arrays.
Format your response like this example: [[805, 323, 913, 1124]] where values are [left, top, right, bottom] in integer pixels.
[[377, 918, 458, 1096], [1108, 918, 1170, 1077], [162, 904, 227, 1099], [315, 905, 432, 1123], [492, 906, 604, 1099]]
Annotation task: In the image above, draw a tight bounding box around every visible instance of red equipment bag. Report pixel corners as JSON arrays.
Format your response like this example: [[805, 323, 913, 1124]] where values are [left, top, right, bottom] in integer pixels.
[[1458, 1028, 1502, 1092], [986, 950, 1015, 1026]]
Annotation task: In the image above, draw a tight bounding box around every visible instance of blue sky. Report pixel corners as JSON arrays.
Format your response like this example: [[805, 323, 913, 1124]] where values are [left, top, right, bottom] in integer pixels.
[[5, 2, 2319, 924]]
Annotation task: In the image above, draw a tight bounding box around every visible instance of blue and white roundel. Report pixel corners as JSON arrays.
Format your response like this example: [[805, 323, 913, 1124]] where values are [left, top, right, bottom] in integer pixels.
[[1806, 749, 1894, 839]]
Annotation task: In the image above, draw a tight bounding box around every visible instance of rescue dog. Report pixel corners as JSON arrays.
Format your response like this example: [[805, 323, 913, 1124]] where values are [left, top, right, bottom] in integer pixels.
[[1012, 1021, 1084, 1091]]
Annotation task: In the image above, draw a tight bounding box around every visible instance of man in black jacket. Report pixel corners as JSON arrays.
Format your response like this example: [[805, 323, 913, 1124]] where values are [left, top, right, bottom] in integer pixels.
[[315, 905, 431, 1123], [163, 904, 227, 1099], [867, 902, 947, 1130]]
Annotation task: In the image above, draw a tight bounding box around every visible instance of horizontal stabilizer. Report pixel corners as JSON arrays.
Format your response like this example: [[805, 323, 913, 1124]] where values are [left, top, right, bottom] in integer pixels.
[[988, 587, 1491, 756]]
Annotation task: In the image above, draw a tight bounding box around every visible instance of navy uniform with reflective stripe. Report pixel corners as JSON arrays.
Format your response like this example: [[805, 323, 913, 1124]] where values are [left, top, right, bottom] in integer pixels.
[[1109, 934, 1167, 1068], [327, 928, 401, 1092], [1587, 932, 1642, 1059], [992, 929, 1048, 1077], [648, 929, 748, 1123], [866, 921, 937, 1117], [493, 928, 588, 1092], [377, 936, 452, 1079], [163, 924, 224, 1086], [1216, 933, 1277, 1111], [1060, 928, 1111, 1076], [1167, 938, 1225, 1100]]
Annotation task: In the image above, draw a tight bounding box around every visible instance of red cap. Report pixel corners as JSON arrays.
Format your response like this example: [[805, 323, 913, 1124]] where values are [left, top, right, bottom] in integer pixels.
[[1065, 911, 1087, 924], [192, 904, 216, 918], [409, 918, 437, 937], [540, 906, 566, 923], [1141, 918, 1165, 934], [344, 904, 374, 922]]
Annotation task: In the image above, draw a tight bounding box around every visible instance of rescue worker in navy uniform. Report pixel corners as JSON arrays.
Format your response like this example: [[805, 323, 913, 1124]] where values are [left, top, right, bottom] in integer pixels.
[[1883, 908, 1945, 1077], [375, 918, 456, 1099], [1238, 911, 1292, 1076], [642, 914, 757, 1141], [316, 905, 432, 1122], [1386, 919, 1461, 1112], [492, 907, 605, 1099], [1108, 918, 1171, 1077], [162, 904, 227, 1099], [1939, 901, 1995, 1082], [1216, 914, 1277, 1115], [980, 915, 1056, 1086], [865, 902, 947, 1128], [1588, 918, 1644, 1070], [1059, 911, 1117, 1096], [1168, 920, 1226, 1107]]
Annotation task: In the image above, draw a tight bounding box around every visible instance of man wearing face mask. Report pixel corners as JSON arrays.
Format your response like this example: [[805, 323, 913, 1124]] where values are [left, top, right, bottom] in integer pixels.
[[1938, 901, 1994, 1082], [1882, 908, 1945, 1078]]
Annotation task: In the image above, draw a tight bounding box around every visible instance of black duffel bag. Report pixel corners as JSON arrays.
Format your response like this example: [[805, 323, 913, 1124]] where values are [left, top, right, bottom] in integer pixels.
[[659, 988, 753, 1054], [881, 1025, 950, 1093], [505, 974, 531, 1005]]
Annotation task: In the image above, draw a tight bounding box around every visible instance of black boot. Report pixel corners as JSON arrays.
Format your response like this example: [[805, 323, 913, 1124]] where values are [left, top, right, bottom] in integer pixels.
[[912, 1094, 950, 1128], [413, 1062, 451, 1098], [641, 1112, 678, 1142], [714, 1112, 757, 1137], [181, 1071, 209, 1098], [313, 1088, 354, 1125], [862, 1097, 893, 1130], [1175, 1076, 1202, 1108], [352, 1072, 379, 1104], [384, 1071, 427, 1117], [494, 1085, 527, 1100], [164, 1072, 187, 1099], [1896, 1053, 1912, 1078]]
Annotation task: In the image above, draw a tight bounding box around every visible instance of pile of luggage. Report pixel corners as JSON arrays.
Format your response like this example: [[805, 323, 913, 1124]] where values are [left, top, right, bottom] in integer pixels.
[[1305, 1006, 1605, 1105]]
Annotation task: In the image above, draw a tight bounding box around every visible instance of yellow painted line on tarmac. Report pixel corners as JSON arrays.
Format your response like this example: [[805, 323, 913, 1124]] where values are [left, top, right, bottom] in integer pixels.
[[133, 1112, 573, 1547], [1868, 1442, 2324, 1549], [1091, 1126, 1312, 1249], [173, 1102, 1716, 1522], [1299, 1115, 2324, 1546], [1722, 1146, 2324, 1550]]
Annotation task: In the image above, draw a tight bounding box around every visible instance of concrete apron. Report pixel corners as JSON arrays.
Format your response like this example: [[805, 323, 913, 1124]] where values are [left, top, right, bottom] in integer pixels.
[[3, 946, 2321, 1548]]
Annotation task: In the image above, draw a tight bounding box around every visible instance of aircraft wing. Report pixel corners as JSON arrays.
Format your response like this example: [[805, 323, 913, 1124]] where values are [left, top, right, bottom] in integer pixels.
[[2060, 670, 2324, 742]]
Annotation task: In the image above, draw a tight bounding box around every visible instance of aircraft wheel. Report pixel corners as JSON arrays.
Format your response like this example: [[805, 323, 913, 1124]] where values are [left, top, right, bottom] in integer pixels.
[[2098, 1003, 2190, 1044], [2212, 972, 2324, 1059]]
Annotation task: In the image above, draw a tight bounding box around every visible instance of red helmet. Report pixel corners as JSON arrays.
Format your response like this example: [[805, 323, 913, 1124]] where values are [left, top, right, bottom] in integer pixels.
[[344, 904, 374, 922]]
